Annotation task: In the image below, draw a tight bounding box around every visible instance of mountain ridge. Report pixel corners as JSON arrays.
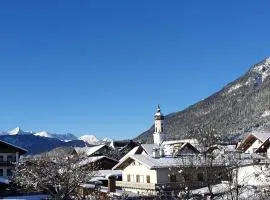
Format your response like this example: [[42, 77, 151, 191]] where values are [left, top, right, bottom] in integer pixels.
[[136, 57, 270, 143], [0, 128, 113, 154]]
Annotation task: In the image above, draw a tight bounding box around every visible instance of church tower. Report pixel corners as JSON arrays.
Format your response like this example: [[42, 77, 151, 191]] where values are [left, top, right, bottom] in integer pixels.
[[153, 105, 166, 145]]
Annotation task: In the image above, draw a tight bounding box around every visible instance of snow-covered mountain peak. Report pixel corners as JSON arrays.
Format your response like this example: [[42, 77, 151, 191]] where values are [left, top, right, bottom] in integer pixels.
[[9, 127, 21, 135], [4, 127, 112, 145], [249, 57, 270, 85], [79, 134, 99, 145], [34, 131, 53, 138], [265, 57, 270, 65], [8, 127, 32, 135], [102, 137, 113, 143], [252, 57, 270, 73]]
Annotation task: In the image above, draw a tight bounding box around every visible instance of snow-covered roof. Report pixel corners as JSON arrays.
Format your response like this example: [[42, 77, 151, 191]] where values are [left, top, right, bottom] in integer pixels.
[[237, 131, 270, 151], [207, 144, 237, 153], [114, 154, 207, 170], [75, 144, 106, 157], [0, 139, 27, 154], [112, 146, 142, 169], [93, 170, 122, 178], [119, 146, 141, 161], [191, 182, 231, 196], [162, 139, 199, 146], [0, 177, 9, 184], [174, 142, 200, 154], [256, 138, 270, 153], [114, 152, 266, 170], [252, 131, 270, 142], [162, 139, 202, 152], [78, 156, 118, 167], [140, 144, 159, 155]]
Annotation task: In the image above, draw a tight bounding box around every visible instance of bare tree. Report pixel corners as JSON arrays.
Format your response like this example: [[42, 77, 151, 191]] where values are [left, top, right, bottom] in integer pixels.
[[193, 124, 219, 199], [12, 151, 96, 199]]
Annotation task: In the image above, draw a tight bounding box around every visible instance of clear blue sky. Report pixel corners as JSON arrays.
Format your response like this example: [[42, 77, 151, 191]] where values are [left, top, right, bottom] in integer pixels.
[[0, 1, 270, 139]]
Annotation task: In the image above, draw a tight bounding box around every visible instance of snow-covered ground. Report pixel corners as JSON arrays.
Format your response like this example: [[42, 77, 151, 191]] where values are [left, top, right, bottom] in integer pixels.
[[191, 164, 270, 199], [0, 177, 9, 184], [262, 110, 270, 118], [2, 195, 49, 200], [228, 83, 242, 94]]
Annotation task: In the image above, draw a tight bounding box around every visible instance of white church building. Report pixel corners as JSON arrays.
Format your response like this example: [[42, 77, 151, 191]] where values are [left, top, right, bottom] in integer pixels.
[[152, 105, 200, 157], [153, 105, 166, 145]]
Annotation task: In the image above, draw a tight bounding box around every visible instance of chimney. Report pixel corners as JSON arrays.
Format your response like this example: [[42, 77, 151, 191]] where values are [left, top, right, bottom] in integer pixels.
[[159, 147, 164, 157], [108, 176, 116, 193], [152, 148, 160, 158]]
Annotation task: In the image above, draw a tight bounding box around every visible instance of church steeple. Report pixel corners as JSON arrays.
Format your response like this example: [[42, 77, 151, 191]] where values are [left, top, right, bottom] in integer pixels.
[[153, 105, 166, 145]]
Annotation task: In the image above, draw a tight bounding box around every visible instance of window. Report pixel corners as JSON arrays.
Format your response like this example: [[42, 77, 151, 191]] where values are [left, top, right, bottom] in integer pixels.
[[7, 169, 12, 177], [0, 156, 3, 162], [127, 174, 130, 182], [7, 155, 13, 162], [170, 174, 177, 182], [197, 173, 204, 181], [161, 127, 163, 132], [184, 174, 190, 181], [0, 169, 3, 176], [136, 175, 140, 183], [146, 175, 150, 183], [218, 172, 223, 181]]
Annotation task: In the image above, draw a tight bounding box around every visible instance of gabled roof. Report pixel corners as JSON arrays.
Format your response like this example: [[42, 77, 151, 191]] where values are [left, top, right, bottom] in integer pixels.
[[113, 152, 265, 170], [206, 144, 237, 154], [78, 156, 118, 167], [252, 131, 270, 142], [255, 138, 270, 153], [93, 170, 122, 178], [113, 154, 208, 170], [237, 131, 270, 151], [162, 139, 202, 152], [174, 142, 200, 155], [0, 140, 27, 154], [75, 144, 107, 157], [162, 139, 199, 146], [119, 146, 142, 161]]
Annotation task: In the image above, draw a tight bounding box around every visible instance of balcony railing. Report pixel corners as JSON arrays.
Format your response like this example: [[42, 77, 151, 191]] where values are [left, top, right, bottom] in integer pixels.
[[116, 181, 206, 191], [116, 181, 156, 190]]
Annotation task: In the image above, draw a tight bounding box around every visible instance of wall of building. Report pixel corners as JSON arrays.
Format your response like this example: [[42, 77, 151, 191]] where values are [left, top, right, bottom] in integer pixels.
[[0, 153, 17, 162], [0, 152, 18, 178], [0, 166, 14, 178], [122, 161, 157, 183]]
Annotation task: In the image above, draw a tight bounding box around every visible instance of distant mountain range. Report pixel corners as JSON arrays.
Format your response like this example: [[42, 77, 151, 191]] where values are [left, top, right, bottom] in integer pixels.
[[0, 127, 113, 155], [136, 57, 270, 143]]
